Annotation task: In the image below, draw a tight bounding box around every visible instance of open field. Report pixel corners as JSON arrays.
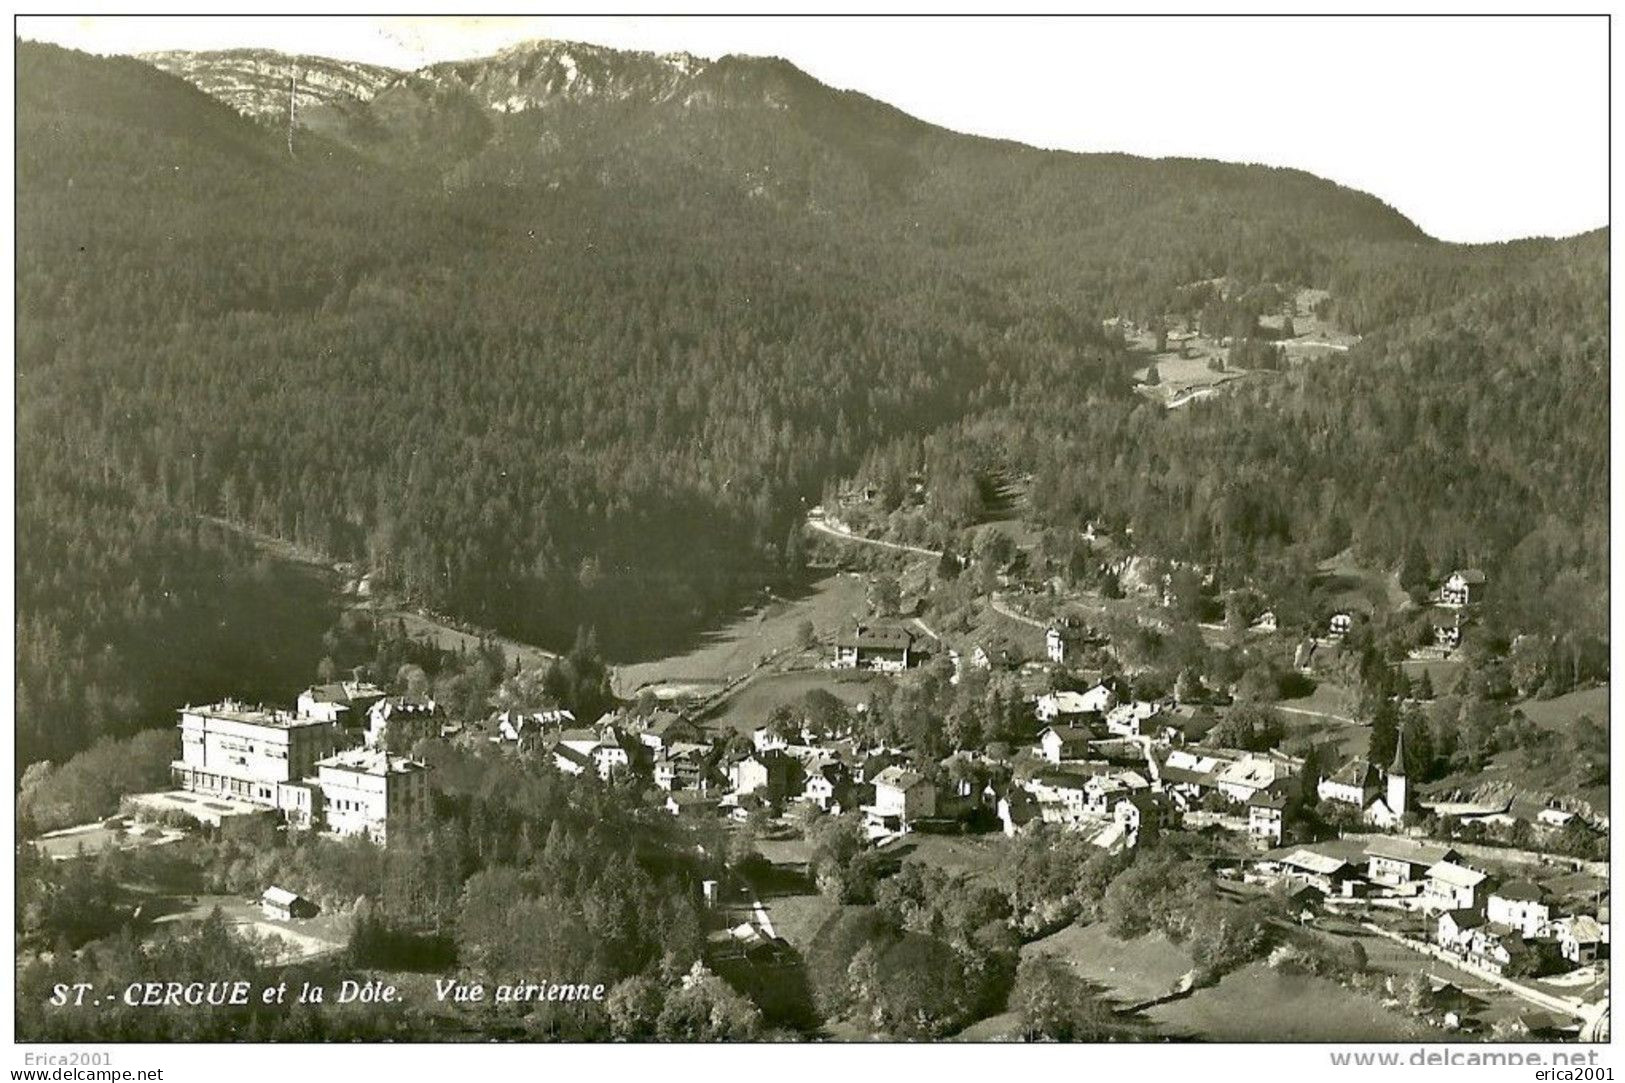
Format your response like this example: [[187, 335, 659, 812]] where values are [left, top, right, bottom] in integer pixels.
[[1319, 548, 1411, 617], [896, 832, 1011, 882], [34, 822, 187, 861], [702, 668, 884, 735], [149, 893, 349, 964], [1147, 961, 1424, 1041], [615, 571, 868, 695], [1025, 921, 1193, 1006], [1516, 685, 1609, 730]]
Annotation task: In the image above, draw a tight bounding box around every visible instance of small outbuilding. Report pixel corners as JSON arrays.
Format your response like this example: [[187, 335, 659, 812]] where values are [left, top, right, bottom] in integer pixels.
[[260, 886, 318, 921]]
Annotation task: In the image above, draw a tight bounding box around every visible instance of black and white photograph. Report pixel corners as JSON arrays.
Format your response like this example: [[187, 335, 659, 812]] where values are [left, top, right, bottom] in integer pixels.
[[6, 10, 1614, 1066]]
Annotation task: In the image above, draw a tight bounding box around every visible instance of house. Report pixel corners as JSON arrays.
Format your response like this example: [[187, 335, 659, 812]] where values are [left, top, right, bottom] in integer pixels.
[[801, 760, 850, 811], [1487, 881, 1553, 938], [654, 741, 717, 792], [1034, 691, 1100, 726], [1214, 755, 1291, 805], [365, 697, 441, 752], [1424, 861, 1492, 912], [1440, 569, 1486, 608], [866, 766, 937, 832], [260, 886, 318, 921], [554, 726, 635, 781], [834, 623, 914, 671], [997, 788, 1041, 836], [1465, 923, 1531, 976], [1104, 700, 1160, 738], [1318, 759, 1382, 809], [1037, 723, 1095, 764], [591, 727, 635, 779], [729, 751, 796, 803], [1552, 914, 1606, 966], [1437, 908, 1488, 953], [1029, 770, 1092, 826], [1279, 849, 1357, 896], [1366, 839, 1459, 886], [1537, 806, 1582, 829], [638, 710, 699, 757], [1113, 790, 1167, 847], [1327, 613, 1353, 639], [1433, 610, 1465, 651], [1251, 610, 1278, 634], [1156, 706, 1217, 746], [1045, 626, 1066, 664], [664, 791, 717, 820], [1247, 787, 1288, 846]]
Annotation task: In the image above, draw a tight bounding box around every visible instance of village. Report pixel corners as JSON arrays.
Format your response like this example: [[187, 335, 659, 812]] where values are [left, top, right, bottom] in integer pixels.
[[65, 531, 1605, 1042]]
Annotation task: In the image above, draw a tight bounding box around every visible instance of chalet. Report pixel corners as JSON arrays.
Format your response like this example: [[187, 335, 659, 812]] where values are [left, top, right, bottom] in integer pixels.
[[1247, 787, 1288, 846], [552, 742, 593, 777], [1424, 861, 1492, 912], [1440, 569, 1486, 608], [1037, 723, 1095, 764], [1327, 612, 1353, 639], [866, 766, 937, 832], [1366, 839, 1459, 887], [1487, 881, 1553, 938], [834, 624, 914, 672], [1318, 759, 1382, 810]]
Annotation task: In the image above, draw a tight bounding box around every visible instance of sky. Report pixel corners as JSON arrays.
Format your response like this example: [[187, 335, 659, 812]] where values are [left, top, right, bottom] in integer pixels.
[[16, 14, 1610, 243]]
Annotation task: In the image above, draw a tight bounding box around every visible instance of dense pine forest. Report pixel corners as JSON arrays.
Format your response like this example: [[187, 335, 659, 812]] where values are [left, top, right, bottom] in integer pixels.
[[16, 40, 1607, 772]]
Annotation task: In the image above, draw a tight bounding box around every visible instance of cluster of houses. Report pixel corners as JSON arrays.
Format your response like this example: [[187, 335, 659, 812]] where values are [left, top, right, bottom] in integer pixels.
[[1257, 835, 1607, 979], [146, 681, 435, 845]]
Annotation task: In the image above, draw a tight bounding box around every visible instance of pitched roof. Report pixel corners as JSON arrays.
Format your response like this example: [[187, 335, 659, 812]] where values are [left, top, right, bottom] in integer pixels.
[[1426, 861, 1488, 888], [1281, 849, 1348, 876], [1493, 880, 1546, 903], [872, 765, 926, 791], [837, 623, 914, 650], [1441, 908, 1487, 931]]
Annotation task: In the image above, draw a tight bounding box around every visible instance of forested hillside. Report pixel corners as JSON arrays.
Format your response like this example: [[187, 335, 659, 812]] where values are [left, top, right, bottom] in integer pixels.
[[15, 39, 1607, 771]]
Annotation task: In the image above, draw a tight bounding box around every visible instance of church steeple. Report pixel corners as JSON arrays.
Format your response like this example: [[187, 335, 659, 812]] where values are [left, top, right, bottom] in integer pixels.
[[1386, 729, 1409, 813]]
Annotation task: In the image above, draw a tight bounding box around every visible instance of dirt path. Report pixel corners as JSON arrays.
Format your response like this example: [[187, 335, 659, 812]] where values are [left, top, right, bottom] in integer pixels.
[[806, 515, 942, 558], [988, 592, 1046, 630]]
